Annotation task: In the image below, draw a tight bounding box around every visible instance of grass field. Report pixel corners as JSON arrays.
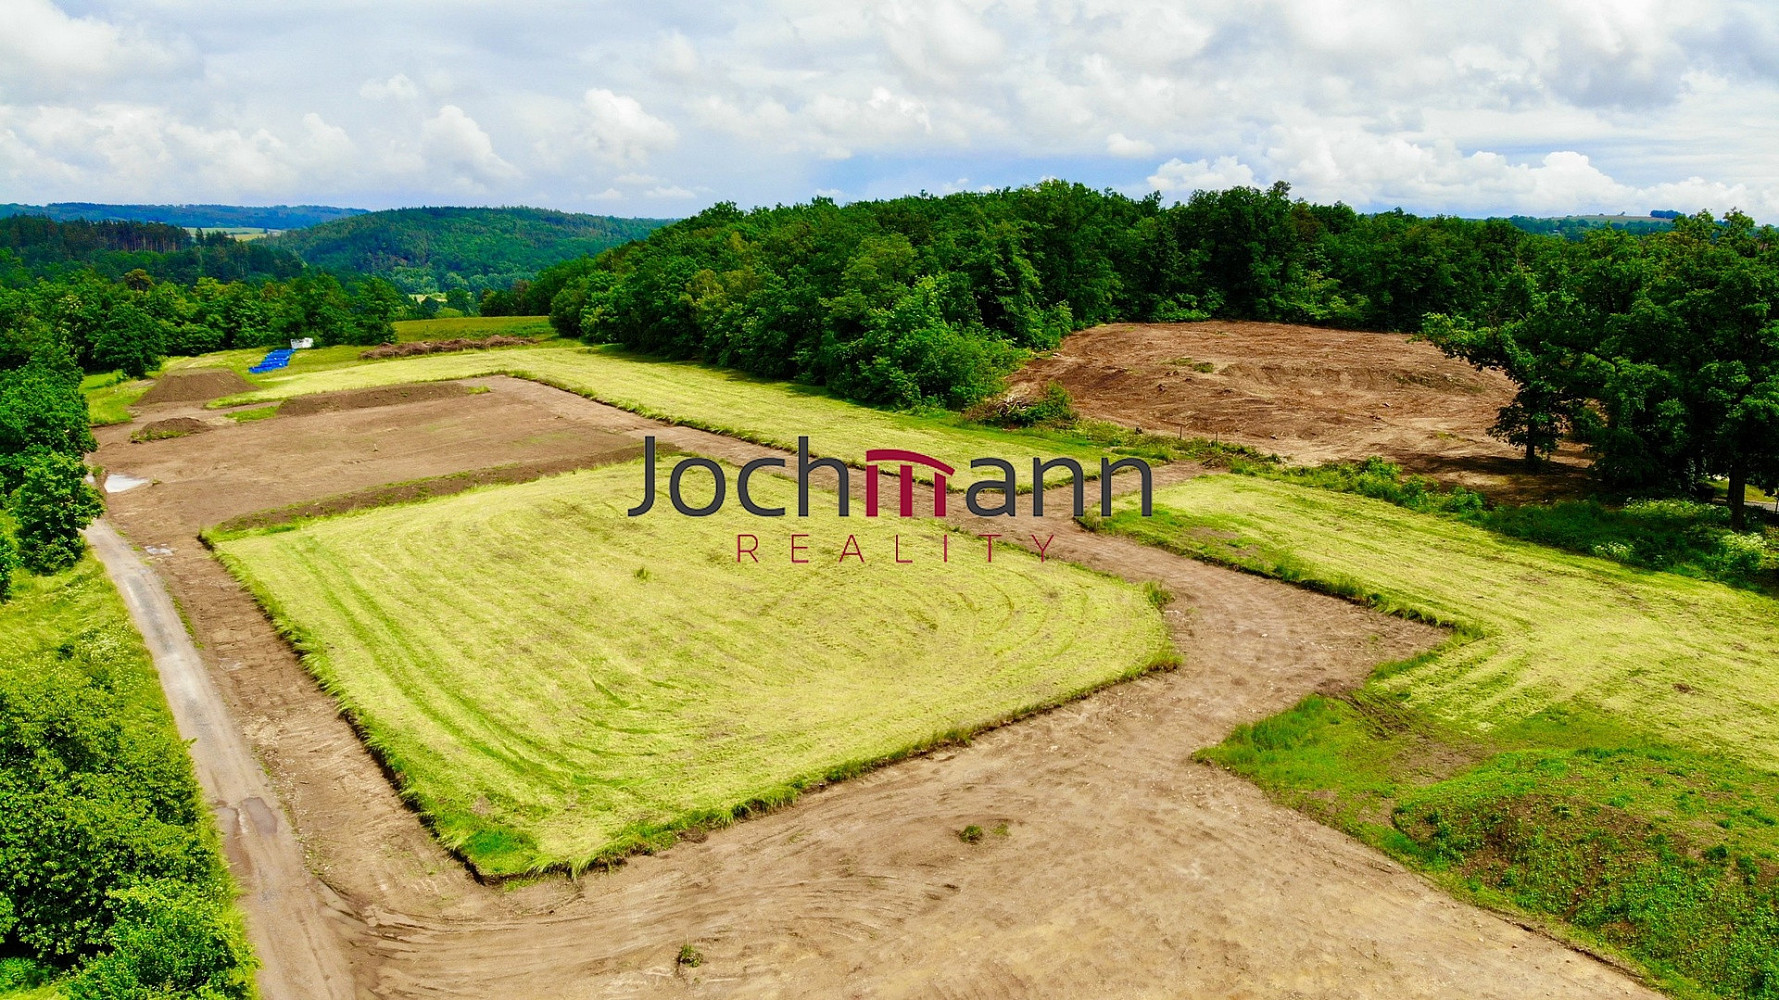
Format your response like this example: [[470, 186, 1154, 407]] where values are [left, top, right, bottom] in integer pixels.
[[1104, 475, 1779, 998], [392, 315, 554, 341], [81, 372, 153, 425], [165, 315, 560, 386], [203, 344, 1144, 488], [212, 458, 1174, 876]]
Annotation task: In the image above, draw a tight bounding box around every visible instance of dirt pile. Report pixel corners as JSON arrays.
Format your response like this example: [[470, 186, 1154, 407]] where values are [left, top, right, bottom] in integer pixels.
[[137, 368, 254, 405], [1014, 320, 1589, 500], [278, 382, 474, 417], [132, 417, 214, 442], [359, 336, 537, 360]]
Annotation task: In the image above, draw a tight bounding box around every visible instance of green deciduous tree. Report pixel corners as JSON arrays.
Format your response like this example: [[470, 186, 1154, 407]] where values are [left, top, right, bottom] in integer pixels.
[[11, 452, 104, 573]]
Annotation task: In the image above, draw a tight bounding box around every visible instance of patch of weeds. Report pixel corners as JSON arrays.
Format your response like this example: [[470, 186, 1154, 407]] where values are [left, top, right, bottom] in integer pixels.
[[676, 944, 702, 968], [634, 567, 651, 581], [1171, 357, 1217, 373], [957, 824, 985, 844], [226, 405, 279, 423], [1143, 580, 1172, 609]]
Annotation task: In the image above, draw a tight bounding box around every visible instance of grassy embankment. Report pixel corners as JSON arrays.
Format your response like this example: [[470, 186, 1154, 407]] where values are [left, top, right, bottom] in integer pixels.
[[1104, 474, 1779, 1000], [0, 558, 254, 998], [200, 343, 1211, 488], [210, 457, 1174, 878]]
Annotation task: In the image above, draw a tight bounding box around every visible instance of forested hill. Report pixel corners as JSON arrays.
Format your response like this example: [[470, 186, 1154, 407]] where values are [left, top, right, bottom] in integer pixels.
[[264, 206, 673, 295], [0, 202, 364, 230], [0, 215, 304, 285]]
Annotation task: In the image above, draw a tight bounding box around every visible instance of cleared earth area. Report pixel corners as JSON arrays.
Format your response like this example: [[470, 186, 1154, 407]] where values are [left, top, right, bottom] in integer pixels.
[[1014, 320, 1590, 498], [211, 459, 1172, 876], [86, 347, 1659, 998]]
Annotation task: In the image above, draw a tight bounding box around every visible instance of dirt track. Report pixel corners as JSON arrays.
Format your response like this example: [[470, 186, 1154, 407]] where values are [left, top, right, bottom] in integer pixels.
[[91, 375, 1658, 998], [1014, 321, 1590, 500]]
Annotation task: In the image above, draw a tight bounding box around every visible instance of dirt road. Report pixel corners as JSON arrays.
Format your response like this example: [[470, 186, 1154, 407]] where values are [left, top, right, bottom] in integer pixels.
[[85, 521, 358, 1000], [91, 376, 1661, 998]]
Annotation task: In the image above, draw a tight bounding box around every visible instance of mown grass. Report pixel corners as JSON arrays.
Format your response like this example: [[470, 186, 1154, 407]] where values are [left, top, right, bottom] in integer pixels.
[[391, 315, 555, 341], [81, 372, 153, 426], [204, 344, 1152, 488], [1103, 474, 1779, 998], [211, 457, 1175, 877], [163, 315, 560, 387]]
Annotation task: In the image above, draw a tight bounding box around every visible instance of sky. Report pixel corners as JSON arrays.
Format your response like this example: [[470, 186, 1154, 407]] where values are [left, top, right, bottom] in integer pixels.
[[3, 0, 1778, 220]]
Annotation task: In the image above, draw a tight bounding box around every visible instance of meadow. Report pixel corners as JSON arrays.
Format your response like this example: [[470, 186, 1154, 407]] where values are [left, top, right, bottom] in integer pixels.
[[203, 343, 1128, 488], [1105, 475, 1779, 998], [212, 457, 1174, 877]]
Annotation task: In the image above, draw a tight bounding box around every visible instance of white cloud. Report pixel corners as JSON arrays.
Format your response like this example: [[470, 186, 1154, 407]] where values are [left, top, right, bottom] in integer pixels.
[[0, 0, 186, 98], [359, 73, 419, 101], [1106, 132, 1154, 158], [1148, 156, 1257, 195], [578, 88, 677, 166], [0, 0, 1776, 217], [420, 104, 519, 189], [647, 185, 695, 199]]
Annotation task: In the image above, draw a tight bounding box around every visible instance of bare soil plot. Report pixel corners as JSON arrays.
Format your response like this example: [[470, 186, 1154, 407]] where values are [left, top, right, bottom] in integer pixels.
[[1014, 321, 1590, 500], [90, 374, 1657, 999]]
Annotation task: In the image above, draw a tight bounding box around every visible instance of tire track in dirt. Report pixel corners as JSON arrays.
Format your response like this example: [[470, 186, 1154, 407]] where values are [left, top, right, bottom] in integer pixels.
[[91, 375, 1660, 998]]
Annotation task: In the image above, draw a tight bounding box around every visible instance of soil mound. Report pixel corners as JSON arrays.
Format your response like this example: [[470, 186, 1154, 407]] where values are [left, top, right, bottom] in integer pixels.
[[279, 382, 473, 417], [359, 336, 537, 360], [133, 417, 214, 441], [137, 369, 254, 405]]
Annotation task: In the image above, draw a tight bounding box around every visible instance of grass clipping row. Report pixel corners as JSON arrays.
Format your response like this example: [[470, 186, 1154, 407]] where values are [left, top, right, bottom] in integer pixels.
[[212, 458, 1175, 877]]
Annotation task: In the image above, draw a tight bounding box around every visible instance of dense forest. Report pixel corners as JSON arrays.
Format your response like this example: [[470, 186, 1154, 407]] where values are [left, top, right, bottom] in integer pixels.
[[0, 217, 305, 286], [502, 181, 1777, 518], [0, 202, 364, 230], [265, 206, 671, 296]]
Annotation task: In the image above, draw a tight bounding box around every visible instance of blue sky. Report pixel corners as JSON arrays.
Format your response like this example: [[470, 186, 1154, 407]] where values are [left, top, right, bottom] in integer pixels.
[[4, 0, 1778, 219]]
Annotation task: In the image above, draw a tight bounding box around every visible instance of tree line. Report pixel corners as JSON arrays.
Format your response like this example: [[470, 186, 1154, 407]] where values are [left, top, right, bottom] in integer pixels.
[[495, 181, 1774, 524], [0, 216, 304, 286]]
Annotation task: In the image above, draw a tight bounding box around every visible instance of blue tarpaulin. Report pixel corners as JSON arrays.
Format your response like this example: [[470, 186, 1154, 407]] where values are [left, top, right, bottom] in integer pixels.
[[249, 348, 294, 374]]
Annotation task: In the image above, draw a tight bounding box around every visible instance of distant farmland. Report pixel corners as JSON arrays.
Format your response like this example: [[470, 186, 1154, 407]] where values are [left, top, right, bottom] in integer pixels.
[[213, 458, 1173, 876]]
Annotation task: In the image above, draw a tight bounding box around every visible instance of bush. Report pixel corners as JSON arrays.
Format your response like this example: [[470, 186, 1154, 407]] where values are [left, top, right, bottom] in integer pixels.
[[11, 452, 104, 574], [967, 381, 1077, 428], [65, 880, 255, 1000]]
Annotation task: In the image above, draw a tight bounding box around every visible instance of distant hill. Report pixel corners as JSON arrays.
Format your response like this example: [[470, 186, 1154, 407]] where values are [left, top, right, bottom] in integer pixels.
[[1500, 213, 1675, 239], [0, 215, 304, 285], [263, 206, 674, 294], [0, 202, 365, 231]]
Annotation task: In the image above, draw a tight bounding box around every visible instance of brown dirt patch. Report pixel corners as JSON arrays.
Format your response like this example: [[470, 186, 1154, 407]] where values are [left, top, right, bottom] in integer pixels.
[[276, 381, 476, 417], [214, 449, 649, 532], [359, 336, 539, 360], [132, 417, 214, 442], [137, 368, 254, 405], [90, 373, 1656, 999], [1017, 321, 1591, 502]]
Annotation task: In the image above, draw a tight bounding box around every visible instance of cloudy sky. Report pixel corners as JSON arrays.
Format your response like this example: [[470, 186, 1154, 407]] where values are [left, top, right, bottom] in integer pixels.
[[4, 0, 1778, 219]]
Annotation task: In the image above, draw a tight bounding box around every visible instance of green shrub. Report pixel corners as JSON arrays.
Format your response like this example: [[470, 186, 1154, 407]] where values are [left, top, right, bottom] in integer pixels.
[[10, 453, 104, 574], [65, 880, 255, 1000]]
